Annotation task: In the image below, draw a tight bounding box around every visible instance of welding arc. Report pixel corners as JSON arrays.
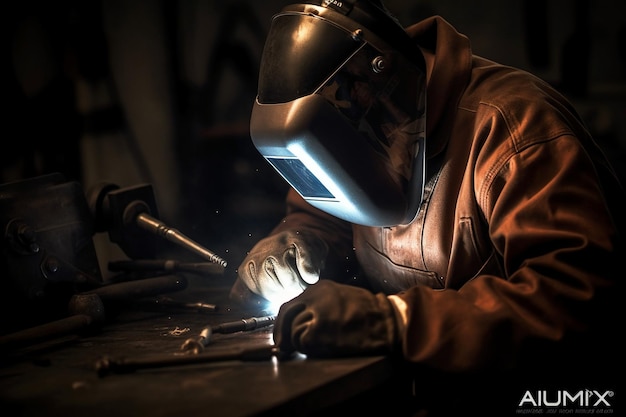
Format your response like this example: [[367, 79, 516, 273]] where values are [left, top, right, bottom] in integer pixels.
[[180, 315, 276, 354]]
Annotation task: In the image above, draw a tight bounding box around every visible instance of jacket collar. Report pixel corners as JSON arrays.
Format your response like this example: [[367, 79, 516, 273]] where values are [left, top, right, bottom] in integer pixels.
[[406, 16, 472, 157]]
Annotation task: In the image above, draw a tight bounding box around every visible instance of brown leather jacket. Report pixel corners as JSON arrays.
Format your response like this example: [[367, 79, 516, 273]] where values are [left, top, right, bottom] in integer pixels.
[[267, 15, 624, 380]]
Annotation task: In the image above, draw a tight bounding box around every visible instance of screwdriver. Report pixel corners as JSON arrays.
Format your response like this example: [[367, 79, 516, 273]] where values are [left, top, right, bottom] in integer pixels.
[[180, 315, 276, 354]]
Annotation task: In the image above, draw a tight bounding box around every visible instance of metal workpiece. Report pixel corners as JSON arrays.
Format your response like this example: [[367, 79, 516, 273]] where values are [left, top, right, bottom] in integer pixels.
[[180, 315, 277, 354]]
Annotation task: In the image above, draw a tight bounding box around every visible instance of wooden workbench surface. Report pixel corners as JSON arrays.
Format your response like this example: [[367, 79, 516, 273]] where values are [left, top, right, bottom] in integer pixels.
[[0, 282, 406, 417]]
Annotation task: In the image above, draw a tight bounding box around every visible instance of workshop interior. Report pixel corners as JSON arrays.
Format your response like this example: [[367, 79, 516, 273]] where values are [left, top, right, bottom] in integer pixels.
[[2, 0, 625, 415]]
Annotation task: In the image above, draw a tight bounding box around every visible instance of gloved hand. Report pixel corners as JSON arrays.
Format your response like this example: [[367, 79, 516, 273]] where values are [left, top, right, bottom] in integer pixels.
[[233, 230, 329, 306], [273, 280, 400, 358]]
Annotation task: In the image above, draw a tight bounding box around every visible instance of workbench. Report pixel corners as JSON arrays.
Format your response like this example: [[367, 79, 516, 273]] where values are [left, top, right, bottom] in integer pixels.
[[0, 279, 413, 417]]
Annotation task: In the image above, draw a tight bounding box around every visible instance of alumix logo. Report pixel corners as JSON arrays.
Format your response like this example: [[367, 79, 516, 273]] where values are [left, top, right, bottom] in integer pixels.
[[518, 389, 614, 407]]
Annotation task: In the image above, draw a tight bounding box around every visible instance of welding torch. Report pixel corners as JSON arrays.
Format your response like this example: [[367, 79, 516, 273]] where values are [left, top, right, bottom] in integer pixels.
[[180, 315, 276, 354]]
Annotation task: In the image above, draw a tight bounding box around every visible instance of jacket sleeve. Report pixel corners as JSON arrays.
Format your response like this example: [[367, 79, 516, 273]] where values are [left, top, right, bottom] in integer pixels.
[[393, 100, 624, 376]]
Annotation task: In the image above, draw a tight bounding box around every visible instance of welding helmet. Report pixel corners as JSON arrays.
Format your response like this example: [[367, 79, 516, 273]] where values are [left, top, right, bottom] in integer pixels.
[[251, 0, 426, 227]]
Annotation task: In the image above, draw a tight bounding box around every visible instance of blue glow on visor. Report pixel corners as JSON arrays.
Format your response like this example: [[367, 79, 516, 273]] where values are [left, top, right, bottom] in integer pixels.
[[266, 158, 334, 199], [266, 140, 362, 224]]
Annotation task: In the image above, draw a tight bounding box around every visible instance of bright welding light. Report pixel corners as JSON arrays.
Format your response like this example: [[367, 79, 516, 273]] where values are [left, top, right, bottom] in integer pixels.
[[286, 142, 345, 198], [265, 300, 282, 316], [286, 142, 361, 219], [264, 284, 309, 316], [264, 294, 294, 316]]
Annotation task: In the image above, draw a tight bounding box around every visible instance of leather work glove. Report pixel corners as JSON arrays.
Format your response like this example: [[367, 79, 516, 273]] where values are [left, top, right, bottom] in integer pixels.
[[233, 230, 329, 306], [273, 280, 400, 358]]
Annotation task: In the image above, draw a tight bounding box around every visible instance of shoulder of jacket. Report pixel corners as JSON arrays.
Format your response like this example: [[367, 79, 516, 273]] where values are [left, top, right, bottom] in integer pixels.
[[459, 60, 581, 148]]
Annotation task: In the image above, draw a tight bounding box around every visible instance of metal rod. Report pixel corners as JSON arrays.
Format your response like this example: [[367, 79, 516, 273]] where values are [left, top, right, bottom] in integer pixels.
[[135, 213, 227, 268], [95, 344, 281, 377], [140, 296, 219, 313], [180, 315, 276, 354], [108, 259, 224, 275], [0, 315, 94, 351]]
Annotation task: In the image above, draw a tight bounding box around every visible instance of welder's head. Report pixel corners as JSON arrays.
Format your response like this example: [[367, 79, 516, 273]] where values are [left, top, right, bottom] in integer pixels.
[[251, 0, 427, 227]]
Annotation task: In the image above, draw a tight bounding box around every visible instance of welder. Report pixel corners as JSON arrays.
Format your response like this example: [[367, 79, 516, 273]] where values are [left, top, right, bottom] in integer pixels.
[[229, 1, 624, 414]]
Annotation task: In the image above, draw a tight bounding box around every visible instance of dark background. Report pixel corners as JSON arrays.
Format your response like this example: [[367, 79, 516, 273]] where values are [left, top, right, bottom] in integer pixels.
[[3, 0, 626, 284]]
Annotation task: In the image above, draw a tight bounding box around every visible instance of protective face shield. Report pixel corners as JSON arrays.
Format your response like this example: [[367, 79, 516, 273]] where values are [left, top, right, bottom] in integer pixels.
[[251, 0, 427, 227]]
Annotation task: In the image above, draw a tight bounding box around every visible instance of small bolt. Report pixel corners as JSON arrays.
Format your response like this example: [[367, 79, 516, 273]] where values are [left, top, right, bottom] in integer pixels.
[[17, 224, 36, 242], [15, 222, 39, 253], [371, 56, 385, 73], [351, 29, 363, 41], [46, 257, 60, 274]]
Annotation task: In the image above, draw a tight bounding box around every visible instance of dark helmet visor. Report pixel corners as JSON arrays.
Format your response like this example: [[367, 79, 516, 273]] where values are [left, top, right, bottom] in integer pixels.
[[257, 13, 364, 104]]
